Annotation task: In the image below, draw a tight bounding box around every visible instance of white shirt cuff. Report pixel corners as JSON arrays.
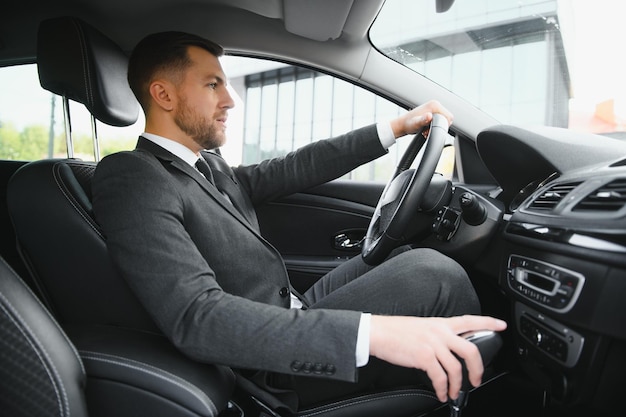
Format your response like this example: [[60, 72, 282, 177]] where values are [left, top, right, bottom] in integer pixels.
[[355, 313, 371, 367], [376, 122, 396, 150]]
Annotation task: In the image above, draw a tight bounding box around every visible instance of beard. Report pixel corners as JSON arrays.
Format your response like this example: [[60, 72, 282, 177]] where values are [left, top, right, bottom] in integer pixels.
[[174, 95, 226, 150]]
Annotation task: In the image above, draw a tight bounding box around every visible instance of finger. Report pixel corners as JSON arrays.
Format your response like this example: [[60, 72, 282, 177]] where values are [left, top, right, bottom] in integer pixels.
[[448, 315, 507, 335], [438, 107, 454, 125], [423, 359, 449, 402], [423, 100, 453, 125], [409, 113, 431, 130], [435, 346, 463, 400], [449, 336, 484, 388], [416, 344, 450, 402]]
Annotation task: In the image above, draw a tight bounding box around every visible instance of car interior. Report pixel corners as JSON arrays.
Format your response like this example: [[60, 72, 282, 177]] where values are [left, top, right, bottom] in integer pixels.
[[1, 0, 625, 416]]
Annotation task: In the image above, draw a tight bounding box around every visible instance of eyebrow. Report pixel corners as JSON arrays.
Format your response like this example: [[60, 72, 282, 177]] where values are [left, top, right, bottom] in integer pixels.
[[216, 75, 228, 86], [204, 73, 228, 87]]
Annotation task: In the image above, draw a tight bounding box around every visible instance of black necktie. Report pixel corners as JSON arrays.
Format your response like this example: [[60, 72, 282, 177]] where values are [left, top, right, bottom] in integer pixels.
[[195, 158, 215, 186], [195, 156, 260, 230]]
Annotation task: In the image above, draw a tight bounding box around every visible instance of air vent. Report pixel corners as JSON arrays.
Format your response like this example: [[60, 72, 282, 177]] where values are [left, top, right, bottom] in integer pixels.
[[574, 179, 626, 212], [527, 182, 581, 212]]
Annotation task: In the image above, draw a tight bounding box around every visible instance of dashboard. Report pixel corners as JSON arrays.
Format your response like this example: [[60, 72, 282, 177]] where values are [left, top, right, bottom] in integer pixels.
[[473, 125, 626, 409]]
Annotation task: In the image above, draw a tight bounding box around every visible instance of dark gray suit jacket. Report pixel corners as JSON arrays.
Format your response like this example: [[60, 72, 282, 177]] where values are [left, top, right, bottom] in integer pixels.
[[92, 124, 387, 382]]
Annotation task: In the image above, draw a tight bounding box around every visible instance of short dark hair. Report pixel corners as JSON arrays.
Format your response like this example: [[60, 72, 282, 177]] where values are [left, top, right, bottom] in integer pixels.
[[127, 31, 224, 110]]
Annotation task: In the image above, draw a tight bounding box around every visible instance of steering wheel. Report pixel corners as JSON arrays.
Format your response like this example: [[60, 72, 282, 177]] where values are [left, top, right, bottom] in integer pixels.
[[361, 113, 449, 265]]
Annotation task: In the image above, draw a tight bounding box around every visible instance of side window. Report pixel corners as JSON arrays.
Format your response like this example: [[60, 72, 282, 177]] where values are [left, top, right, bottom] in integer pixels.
[[0, 64, 66, 160], [0, 63, 142, 162], [1, 60, 454, 177], [221, 56, 455, 182]]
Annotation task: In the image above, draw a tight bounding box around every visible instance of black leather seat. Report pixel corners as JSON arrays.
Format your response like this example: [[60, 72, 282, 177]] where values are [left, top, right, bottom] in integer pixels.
[[6, 15, 236, 416], [6, 15, 500, 417], [7, 16, 157, 331], [0, 254, 88, 417], [8, 156, 159, 331], [0, 255, 235, 417]]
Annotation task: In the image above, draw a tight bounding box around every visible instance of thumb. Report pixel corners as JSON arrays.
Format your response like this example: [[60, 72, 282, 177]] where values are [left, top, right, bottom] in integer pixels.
[[407, 113, 432, 133]]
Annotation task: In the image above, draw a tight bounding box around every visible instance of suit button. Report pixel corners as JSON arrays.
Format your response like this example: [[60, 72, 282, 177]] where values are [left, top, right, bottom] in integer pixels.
[[313, 363, 324, 375], [324, 364, 336, 375], [302, 362, 312, 373], [290, 360, 302, 372], [279, 287, 289, 297]]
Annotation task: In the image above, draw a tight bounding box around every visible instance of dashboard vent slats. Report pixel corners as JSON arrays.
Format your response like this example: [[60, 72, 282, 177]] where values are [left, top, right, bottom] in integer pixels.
[[574, 179, 626, 212], [527, 182, 580, 212]]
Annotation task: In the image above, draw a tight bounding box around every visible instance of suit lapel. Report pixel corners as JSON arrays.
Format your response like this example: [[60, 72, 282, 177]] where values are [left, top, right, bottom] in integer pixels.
[[135, 137, 258, 232]]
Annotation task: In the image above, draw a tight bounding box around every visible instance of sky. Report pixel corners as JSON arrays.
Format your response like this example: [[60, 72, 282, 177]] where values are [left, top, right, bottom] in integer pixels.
[[565, 0, 626, 127]]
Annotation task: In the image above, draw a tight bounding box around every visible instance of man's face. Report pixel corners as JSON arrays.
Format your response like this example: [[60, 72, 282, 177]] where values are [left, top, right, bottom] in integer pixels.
[[173, 46, 234, 151]]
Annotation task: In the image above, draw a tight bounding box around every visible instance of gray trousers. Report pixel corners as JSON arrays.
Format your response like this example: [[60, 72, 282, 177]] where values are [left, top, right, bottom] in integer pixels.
[[275, 247, 481, 409]]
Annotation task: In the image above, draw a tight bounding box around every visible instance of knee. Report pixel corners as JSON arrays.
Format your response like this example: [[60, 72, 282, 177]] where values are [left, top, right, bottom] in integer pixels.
[[401, 248, 468, 283], [398, 248, 480, 314]]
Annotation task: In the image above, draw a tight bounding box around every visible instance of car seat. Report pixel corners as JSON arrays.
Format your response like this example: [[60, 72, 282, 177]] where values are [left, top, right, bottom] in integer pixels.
[[0, 254, 236, 417]]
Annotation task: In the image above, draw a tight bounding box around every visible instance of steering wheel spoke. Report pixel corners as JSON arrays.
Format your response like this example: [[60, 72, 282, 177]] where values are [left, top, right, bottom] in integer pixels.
[[361, 113, 449, 265]]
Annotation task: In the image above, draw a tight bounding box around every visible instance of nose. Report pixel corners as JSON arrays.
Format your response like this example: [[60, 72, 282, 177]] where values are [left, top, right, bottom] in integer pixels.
[[221, 86, 235, 109]]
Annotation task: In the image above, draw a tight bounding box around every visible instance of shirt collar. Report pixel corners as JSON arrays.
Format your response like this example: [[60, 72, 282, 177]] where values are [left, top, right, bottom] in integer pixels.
[[141, 132, 200, 167]]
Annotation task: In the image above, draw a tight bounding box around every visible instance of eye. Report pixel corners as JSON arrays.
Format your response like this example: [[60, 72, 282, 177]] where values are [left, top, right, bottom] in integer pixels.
[[208, 82, 218, 89]]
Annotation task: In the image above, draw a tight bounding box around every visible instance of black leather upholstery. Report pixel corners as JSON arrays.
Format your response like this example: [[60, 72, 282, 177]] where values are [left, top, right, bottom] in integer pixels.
[[8, 15, 156, 331], [7, 158, 158, 331], [6, 15, 237, 417], [239, 379, 442, 417], [67, 325, 236, 417], [0, 256, 88, 417], [37, 16, 139, 127], [0, 255, 236, 417]]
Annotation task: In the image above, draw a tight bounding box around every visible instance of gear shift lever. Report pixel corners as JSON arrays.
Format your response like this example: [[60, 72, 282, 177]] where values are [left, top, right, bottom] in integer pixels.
[[449, 330, 502, 417]]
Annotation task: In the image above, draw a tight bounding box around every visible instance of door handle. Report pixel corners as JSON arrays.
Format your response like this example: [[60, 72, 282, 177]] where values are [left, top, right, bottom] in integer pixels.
[[333, 231, 364, 250]]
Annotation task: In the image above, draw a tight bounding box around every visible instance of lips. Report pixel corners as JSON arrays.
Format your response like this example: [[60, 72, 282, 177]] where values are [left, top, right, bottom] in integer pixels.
[[216, 117, 228, 128]]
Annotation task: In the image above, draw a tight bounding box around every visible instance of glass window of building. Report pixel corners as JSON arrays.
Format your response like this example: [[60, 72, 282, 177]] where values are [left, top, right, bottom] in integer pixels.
[[223, 59, 432, 182], [370, 0, 569, 128]]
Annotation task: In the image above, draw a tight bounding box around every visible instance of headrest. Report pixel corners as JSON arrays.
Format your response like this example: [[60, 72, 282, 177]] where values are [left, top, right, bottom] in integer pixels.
[[37, 16, 139, 127]]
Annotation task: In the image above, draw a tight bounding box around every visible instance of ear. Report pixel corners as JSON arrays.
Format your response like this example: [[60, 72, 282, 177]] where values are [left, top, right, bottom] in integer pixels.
[[149, 80, 176, 112]]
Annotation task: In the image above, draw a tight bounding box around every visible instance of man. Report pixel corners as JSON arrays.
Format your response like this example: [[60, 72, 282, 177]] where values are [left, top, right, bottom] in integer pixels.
[[92, 31, 506, 411]]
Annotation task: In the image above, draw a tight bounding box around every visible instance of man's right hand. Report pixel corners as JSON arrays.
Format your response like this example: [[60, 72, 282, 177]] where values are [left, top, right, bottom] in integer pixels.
[[368, 314, 507, 402]]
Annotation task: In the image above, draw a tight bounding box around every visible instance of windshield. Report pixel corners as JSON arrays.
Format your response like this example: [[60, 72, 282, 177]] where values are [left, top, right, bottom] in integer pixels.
[[371, 0, 625, 137]]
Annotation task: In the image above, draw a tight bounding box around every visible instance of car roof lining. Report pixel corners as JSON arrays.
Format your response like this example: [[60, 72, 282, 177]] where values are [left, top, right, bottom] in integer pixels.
[[1, 0, 382, 65]]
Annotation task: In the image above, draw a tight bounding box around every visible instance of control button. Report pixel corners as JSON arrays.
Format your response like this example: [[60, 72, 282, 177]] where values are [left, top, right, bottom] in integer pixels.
[[557, 285, 573, 297], [507, 255, 585, 312], [520, 315, 569, 364], [279, 287, 289, 297]]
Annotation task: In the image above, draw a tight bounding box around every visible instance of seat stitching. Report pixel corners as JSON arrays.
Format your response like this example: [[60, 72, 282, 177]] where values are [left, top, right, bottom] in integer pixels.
[[70, 18, 94, 108], [79, 351, 218, 416], [52, 162, 104, 239], [0, 257, 86, 375], [0, 293, 69, 417], [297, 390, 439, 417]]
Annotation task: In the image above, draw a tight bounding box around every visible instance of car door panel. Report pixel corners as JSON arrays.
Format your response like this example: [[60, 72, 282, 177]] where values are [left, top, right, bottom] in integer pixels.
[[256, 179, 383, 292]]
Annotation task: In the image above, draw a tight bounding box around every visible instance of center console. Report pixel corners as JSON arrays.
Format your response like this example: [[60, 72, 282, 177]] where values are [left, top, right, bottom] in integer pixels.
[[507, 255, 587, 368], [507, 255, 584, 313], [499, 241, 625, 414], [514, 302, 584, 367]]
